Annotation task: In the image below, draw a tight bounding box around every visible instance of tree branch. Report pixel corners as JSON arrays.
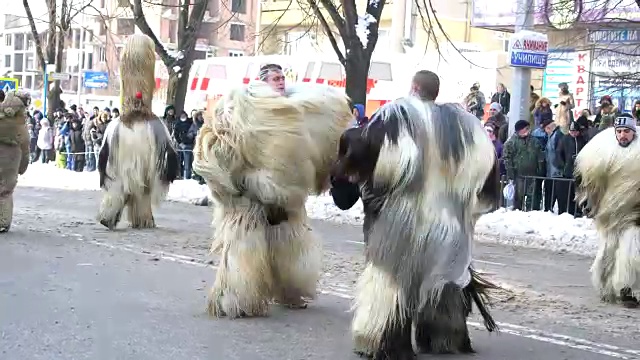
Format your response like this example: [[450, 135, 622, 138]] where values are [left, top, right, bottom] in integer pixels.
[[131, 0, 173, 66], [341, 0, 357, 39], [70, 0, 94, 21], [177, 0, 188, 45], [22, 0, 47, 71], [364, 0, 385, 56], [179, 0, 208, 61], [317, 0, 347, 40], [309, 0, 345, 65]]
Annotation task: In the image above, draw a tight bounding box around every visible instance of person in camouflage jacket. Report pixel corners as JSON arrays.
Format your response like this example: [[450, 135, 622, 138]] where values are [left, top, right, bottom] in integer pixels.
[[503, 120, 545, 211], [0, 90, 31, 232]]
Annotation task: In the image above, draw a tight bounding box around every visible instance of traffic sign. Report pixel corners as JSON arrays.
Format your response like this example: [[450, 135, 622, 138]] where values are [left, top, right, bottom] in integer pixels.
[[0, 77, 19, 93], [508, 30, 549, 69], [49, 73, 71, 81]]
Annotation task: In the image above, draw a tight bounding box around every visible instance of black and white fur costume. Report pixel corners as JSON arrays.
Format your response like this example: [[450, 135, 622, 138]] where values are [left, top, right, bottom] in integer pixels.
[[97, 34, 179, 229], [331, 96, 499, 358]]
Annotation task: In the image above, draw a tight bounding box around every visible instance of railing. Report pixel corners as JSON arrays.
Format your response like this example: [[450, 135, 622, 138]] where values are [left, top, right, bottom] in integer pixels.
[[499, 175, 583, 218]]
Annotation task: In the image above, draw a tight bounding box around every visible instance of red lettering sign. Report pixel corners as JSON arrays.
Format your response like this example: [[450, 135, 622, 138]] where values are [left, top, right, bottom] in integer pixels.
[[523, 39, 548, 52], [575, 88, 584, 95], [578, 53, 586, 61], [577, 65, 586, 73]]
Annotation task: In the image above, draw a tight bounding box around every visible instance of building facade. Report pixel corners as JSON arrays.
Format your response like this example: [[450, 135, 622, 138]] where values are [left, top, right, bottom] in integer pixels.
[[0, 0, 258, 101]]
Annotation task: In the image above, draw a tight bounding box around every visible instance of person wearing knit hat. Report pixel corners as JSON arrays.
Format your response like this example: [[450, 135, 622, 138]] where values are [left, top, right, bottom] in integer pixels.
[[514, 119, 530, 134], [614, 113, 636, 148], [502, 118, 544, 211]]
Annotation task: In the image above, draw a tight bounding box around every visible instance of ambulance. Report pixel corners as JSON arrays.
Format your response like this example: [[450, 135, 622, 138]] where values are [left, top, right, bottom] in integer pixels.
[[153, 51, 499, 118]]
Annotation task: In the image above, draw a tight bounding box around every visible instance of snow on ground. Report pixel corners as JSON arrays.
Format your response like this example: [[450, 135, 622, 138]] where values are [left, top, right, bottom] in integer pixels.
[[18, 163, 598, 256]]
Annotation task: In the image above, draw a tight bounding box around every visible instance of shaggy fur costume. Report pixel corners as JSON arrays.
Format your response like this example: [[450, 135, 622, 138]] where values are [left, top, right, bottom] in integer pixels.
[[575, 127, 640, 307], [0, 91, 31, 232], [331, 97, 499, 359], [97, 34, 178, 230], [193, 80, 352, 318]]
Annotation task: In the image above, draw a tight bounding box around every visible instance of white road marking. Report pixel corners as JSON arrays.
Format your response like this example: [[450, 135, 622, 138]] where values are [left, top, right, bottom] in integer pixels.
[[76, 236, 640, 359], [345, 240, 507, 266]]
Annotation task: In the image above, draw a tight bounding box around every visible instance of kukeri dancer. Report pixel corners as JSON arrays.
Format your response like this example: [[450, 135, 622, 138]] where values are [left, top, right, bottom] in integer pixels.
[[331, 70, 500, 359], [0, 90, 32, 233], [97, 34, 179, 230], [575, 113, 640, 309], [193, 63, 353, 318]]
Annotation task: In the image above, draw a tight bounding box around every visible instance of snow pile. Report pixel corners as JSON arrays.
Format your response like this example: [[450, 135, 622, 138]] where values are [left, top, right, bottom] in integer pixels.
[[475, 208, 598, 256], [18, 163, 599, 256], [18, 163, 210, 203]]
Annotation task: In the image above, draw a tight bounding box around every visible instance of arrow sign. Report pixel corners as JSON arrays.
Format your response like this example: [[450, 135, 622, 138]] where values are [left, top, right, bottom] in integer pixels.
[[0, 77, 19, 93]]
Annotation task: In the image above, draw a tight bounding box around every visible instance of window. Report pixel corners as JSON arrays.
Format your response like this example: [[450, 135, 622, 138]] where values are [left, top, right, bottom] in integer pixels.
[[116, 19, 135, 36], [4, 34, 11, 47], [25, 53, 34, 70], [86, 52, 94, 70], [24, 75, 32, 89], [117, 0, 129, 7], [169, 20, 177, 43], [99, 21, 107, 36], [503, 39, 509, 52], [14, 53, 23, 71], [26, 34, 34, 50], [231, 0, 246, 14], [229, 23, 245, 41], [4, 55, 10, 67], [229, 50, 244, 57], [369, 62, 392, 81], [98, 46, 107, 62], [85, 30, 94, 43], [14, 33, 24, 51], [74, 29, 82, 49], [99, 0, 106, 8]]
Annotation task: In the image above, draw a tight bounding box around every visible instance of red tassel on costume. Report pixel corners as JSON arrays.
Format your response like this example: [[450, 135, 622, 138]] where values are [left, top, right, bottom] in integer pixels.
[[135, 91, 142, 99]]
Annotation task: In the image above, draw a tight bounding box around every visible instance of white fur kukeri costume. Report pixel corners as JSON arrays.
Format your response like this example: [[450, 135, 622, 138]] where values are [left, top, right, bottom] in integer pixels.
[[332, 98, 499, 358], [575, 127, 640, 307], [193, 80, 353, 318], [97, 34, 179, 230]]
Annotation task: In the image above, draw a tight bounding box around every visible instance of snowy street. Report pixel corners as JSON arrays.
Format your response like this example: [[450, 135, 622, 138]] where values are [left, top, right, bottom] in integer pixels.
[[2, 184, 639, 359]]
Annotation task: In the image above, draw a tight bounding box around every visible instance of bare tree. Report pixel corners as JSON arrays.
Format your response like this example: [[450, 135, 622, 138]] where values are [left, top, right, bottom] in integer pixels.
[[307, 0, 385, 106], [129, 0, 207, 115], [23, 0, 89, 118]]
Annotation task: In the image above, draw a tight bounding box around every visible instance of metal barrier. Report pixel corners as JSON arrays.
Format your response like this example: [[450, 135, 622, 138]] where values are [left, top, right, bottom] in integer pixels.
[[499, 175, 582, 218]]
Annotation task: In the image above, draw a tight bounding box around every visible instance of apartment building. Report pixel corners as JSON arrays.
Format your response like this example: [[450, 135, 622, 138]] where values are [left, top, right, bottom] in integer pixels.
[[0, 0, 259, 97]]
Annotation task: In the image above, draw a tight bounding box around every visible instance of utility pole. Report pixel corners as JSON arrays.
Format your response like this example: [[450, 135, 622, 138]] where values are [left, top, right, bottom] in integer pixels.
[[508, 0, 535, 135], [76, 11, 85, 107], [390, 0, 408, 53]]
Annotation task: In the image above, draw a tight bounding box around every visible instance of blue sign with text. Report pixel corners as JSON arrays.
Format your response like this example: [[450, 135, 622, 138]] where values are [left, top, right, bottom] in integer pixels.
[[588, 30, 640, 44], [510, 51, 549, 68], [83, 71, 109, 89]]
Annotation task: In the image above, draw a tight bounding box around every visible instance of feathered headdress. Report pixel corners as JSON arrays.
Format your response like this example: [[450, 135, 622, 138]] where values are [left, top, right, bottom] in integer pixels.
[[119, 34, 156, 125]]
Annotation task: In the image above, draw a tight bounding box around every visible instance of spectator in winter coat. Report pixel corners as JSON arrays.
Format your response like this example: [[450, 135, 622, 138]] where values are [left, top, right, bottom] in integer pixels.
[[82, 116, 96, 172], [188, 111, 206, 184], [163, 105, 177, 134], [27, 120, 38, 162], [531, 118, 550, 148], [490, 83, 511, 115], [351, 103, 368, 127], [486, 102, 509, 143], [558, 82, 575, 122], [503, 120, 545, 211], [69, 120, 85, 172], [596, 103, 618, 133], [464, 84, 485, 120], [172, 111, 195, 179], [485, 122, 505, 176], [532, 97, 553, 128], [554, 120, 588, 216], [543, 119, 563, 212], [36, 118, 55, 163]]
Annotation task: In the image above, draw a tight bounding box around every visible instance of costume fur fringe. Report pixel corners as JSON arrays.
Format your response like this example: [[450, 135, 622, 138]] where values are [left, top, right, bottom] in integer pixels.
[[575, 127, 640, 301]]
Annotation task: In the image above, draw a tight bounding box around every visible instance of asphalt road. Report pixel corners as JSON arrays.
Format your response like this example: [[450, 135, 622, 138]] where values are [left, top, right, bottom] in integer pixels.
[[1, 186, 638, 359]]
